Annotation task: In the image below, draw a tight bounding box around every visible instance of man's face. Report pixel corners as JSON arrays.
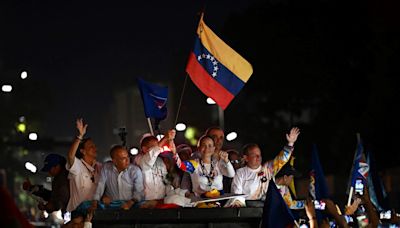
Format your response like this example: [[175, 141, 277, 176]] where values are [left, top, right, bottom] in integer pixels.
[[244, 146, 262, 169], [207, 129, 224, 152], [48, 165, 61, 177], [81, 139, 97, 159], [112, 148, 130, 171]]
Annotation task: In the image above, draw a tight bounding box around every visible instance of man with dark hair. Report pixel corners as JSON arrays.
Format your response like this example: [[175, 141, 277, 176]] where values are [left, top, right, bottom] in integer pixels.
[[275, 162, 304, 209], [90, 145, 144, 210], [231, 127, 300, 205], [23, 153, 70, 215]]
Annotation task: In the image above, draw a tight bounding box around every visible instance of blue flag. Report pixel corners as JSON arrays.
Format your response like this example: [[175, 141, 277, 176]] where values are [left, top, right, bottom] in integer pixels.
[[262, 181, 295, 228], [310, 144, 329, 200], [350, 138, 369, 188], [366, 150, 388, 211], [137, 78, 168, 120]]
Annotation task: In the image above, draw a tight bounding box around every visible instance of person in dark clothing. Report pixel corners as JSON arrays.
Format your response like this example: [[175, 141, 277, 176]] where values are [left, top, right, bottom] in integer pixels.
[[23, 153, 70, 215]]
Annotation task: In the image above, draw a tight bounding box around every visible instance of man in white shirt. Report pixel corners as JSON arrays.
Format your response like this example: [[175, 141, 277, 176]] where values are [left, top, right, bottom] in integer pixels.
[[231, 127, 300, 205], [91, 145, 144, 210], [66, 119, 102, 218], [134, 130, 175, 201]]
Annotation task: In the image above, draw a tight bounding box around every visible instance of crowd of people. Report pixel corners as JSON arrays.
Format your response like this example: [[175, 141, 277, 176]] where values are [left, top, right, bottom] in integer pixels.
[[21, 118, 399, 227]]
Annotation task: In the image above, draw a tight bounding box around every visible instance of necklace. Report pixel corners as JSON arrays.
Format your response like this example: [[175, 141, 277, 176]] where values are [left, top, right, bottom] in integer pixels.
[[81, 159, 95, 183], [200, 159, 215, 187]]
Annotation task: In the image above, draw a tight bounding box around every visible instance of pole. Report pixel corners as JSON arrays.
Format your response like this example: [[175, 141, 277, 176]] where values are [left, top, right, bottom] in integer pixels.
[[218, 106, 224, 131], [147, 118, 154, 136], [174, 74, 189, 126]]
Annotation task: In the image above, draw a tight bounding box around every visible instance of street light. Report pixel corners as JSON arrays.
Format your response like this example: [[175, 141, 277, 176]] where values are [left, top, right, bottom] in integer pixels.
[[175, 123, 186, 131], [1, 85, 12, 92], [130, 147, 139, 155], [206, 97, 216, 105], [25, 162, 37, 173], [28, 132, 38, 141], [20, 71, 28, 79], [226, 131, 238, 141]]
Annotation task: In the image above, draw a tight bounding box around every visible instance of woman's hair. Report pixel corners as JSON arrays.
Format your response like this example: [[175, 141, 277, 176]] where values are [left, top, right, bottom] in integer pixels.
[[197, 135, 215, 147]]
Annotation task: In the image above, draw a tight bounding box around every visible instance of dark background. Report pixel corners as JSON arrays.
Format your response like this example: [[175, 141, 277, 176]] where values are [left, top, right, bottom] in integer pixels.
[[1, 0, 399, 209]]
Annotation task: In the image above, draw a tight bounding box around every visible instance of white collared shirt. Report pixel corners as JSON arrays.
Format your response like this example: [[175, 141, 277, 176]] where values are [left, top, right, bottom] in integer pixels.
[[66, 157, 102, 211]]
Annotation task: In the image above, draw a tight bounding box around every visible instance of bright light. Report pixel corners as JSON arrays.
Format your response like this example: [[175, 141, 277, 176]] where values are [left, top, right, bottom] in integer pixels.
[[17, 123, 26, 133], [175, 123, 186, 131], [226, 132, 238, 141], [21, 71, 28, 79], [28, 132, 38, 141], [130, 147, 139, 155], [206, 97, 216, 105], [156, 134, 164, 141], [19, 116, 26, 122], [25, 162, 37, 173], [2, 85, 12, 92], [43, 211, 49, 218]]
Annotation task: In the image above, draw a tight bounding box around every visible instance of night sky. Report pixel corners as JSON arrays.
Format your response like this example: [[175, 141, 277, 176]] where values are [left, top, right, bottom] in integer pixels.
[[2, 0, 400, 199]]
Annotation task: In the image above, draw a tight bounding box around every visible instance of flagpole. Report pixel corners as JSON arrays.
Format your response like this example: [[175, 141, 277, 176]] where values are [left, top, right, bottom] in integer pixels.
[[147, 118, 155, 136], [218, 106, 224, 130], [174, 74, 189, 126]]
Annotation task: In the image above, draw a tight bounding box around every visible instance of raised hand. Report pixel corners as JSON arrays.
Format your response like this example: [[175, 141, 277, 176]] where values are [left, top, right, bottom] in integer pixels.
[[219, 151, 229, 163], [76, 118, 88, 138], [286, 127, 300, 146]]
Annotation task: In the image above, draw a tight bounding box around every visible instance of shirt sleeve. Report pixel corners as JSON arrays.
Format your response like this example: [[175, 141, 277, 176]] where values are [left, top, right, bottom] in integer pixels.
[[132, 166, 144, 202], [265, 145, 294, 176], [231, 170, 243, 194], [218, 160, 235, 178], [93, 165, 107, 201], [66, 157, 80, 175], [138, 147, 162, 171]]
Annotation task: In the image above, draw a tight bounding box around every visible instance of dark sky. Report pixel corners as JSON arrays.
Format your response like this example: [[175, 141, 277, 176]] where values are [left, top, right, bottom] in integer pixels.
[[1, 1, 254, 141], [2, 0, 400, 172]]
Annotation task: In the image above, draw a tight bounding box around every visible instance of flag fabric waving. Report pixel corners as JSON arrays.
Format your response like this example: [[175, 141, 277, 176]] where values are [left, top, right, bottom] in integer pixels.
[[185, 14, 253, 110], [137, 78, 168, 120], [309, 144, 329, 200], [350, 137, 369, 188], [262, 181, 295, 228]]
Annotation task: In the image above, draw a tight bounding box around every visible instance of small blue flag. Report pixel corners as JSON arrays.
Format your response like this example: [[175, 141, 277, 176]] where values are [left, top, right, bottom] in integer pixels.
[[137, 78, 168, 120], [262, 181, 295, 228]]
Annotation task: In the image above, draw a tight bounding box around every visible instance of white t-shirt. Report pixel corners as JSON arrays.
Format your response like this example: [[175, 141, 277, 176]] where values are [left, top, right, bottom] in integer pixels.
[[66, 157, 102, 212], [231, 165, 273, 200], [135, 147, 168, 200], [190, 159, 235, 196]]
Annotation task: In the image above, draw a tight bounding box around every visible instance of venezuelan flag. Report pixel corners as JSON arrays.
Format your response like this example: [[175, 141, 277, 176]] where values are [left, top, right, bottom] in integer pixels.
[[186, 14, 253, 110]]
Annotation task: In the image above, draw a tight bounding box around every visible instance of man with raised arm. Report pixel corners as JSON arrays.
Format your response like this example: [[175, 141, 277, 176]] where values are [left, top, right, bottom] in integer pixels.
[[231, 127, 300, 205]]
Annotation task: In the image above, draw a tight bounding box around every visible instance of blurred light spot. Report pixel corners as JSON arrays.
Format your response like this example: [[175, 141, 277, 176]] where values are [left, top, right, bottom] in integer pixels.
[[206, 97, 216, 105], [130, 147, 139, 155], [175, 123, 186, 131], [156, 134, 164, 141], [226, 132, 237, 141], [28, 132, 38, 141], [25, 162, 37, 173], [17, 123, 26, 133], [2, 85, 12, 92], [21, 71, 28, 79]]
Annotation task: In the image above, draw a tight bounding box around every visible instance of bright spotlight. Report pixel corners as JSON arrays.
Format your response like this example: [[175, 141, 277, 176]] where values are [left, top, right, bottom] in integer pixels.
[[21, 71, 28, 79], [175, 123, 186, 131], [206, 97, 216, 105], [1, 85, 12, 92], [28, 132, 38, 141], [226, 132, 238, 141], [25, 162, 37, 173], [130, 147, 139, 155]]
